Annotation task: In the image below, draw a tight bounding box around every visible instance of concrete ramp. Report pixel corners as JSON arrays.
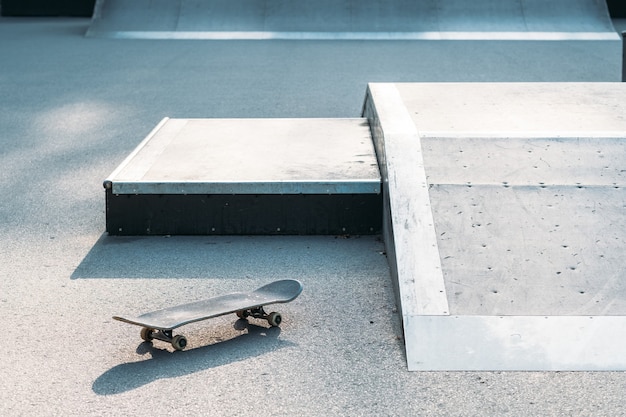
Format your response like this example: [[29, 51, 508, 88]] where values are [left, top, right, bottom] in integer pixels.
[[364, 82, 626, 371], [86, 0, 618, 40]]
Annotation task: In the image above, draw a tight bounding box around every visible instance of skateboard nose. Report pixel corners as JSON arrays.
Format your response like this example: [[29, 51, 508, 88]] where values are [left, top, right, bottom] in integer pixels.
[[256, 279, 303, 300]]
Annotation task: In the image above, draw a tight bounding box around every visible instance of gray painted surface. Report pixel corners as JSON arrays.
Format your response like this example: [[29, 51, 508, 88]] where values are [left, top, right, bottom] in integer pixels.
[[86, 0, 618, 40]]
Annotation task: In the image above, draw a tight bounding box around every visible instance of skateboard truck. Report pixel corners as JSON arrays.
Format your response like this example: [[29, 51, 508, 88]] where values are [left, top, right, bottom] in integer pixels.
[[140, 328, 188, 351], [140, 307, 281, 351], [236, 306, 282, 327]]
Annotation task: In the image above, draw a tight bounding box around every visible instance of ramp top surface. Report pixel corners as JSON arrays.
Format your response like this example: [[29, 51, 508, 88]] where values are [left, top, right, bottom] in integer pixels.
[[398, 82, 626, 137], [104, 118, 380, 195]]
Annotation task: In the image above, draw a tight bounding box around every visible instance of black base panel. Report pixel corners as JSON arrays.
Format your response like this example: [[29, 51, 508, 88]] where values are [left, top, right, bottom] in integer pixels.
[[106, 190, 382, 235], [1, 0, 95, 16], [608, 0, 626, 18]]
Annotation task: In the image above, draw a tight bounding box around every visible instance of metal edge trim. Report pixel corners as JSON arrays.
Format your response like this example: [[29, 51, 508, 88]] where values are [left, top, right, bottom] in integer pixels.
[[86, 31, 620, 41], [110, 180, 382, 195]]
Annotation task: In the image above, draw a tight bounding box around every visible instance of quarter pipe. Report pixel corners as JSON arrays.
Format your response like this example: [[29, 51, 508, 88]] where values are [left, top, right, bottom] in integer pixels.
[[86, 0, 618, 40]]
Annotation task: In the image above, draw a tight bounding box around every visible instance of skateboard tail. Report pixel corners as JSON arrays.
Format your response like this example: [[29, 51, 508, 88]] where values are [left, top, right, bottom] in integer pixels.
[[112, 315, 176, 331]]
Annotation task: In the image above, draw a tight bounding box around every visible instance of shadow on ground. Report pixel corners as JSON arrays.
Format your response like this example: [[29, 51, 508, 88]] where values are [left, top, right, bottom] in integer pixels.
[[72, 233, 374, 279], [93, 322, 292, 395]]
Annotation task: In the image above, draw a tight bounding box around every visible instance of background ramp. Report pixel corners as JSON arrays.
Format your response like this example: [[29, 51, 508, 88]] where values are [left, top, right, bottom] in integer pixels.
[[86, 0, 618, 40]]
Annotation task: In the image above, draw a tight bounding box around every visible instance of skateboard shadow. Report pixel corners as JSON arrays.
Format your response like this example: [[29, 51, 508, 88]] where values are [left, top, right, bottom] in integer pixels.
[[92, 321, 294, 395]]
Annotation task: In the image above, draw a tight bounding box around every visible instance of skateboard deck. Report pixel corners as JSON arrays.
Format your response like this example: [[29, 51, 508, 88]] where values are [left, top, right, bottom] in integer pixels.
[[113, 279, 303, 350]]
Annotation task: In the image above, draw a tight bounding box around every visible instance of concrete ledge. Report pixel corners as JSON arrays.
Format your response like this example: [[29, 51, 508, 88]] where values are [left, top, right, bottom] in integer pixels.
[[104, 117, 382, 235]]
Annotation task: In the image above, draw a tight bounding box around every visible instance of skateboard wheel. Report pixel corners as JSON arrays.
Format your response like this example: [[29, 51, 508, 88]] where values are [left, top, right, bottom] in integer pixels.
[[236, 310, 249, 319], [171, 335, 187, 351], [140, 327, 154, 342], [267, 312, 282, 327]]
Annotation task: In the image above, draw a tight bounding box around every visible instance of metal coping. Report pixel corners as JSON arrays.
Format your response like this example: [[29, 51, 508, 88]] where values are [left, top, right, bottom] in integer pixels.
[[87, 30, 619, 41], [106, 180, 381, 195]]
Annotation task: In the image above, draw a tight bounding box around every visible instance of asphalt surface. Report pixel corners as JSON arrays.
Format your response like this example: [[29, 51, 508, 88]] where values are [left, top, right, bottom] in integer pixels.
[[1, 17, 625, 416]]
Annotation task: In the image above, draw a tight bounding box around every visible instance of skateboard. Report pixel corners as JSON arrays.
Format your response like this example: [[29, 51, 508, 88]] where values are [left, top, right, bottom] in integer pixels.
[[113, 279, 303, 351]]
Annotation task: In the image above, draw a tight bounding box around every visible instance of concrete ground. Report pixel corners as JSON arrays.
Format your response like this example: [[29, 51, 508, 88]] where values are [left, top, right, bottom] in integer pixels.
[[1, 17, 625, 416]]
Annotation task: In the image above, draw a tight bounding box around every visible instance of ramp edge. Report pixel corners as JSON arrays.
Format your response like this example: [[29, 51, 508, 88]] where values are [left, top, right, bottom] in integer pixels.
[[86, 30, 620, 41], [362, 83, 449, 319]]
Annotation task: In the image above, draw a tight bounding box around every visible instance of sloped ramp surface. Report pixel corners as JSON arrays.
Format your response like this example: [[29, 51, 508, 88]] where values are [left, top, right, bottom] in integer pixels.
[[86, 0, 618, 40]]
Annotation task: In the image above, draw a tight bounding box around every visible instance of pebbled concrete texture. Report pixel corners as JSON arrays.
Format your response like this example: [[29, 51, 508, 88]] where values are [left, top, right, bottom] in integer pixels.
[[0, 17, 625, 416]]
